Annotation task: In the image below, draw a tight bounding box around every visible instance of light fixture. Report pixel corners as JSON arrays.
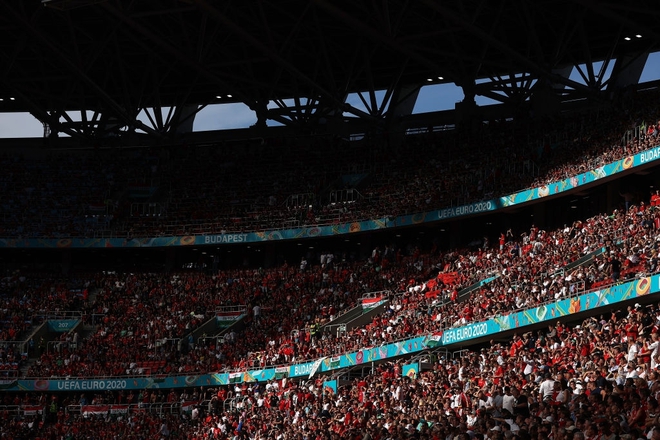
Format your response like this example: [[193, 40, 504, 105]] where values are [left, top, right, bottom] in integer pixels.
[[9, 97, 15, 101], [437, 76, 443, 80], [427, 78, 433, 82], [216, 95, 222, 99], [226, 94, 232, 98], [636, 34, 642, 38], [624, 37, 631, 41], [0, 98, 3, 101]]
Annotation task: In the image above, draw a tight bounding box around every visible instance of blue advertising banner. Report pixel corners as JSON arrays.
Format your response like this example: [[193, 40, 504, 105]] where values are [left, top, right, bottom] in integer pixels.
[[47, 320, 80, 332], [402, 363, 419, 379], [0, 144, 658, 249], [441, 275, 657, 345], [323, 379, 337, 396]]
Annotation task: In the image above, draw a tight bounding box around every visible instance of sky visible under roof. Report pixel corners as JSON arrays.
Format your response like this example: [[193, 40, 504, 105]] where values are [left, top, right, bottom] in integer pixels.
[[1, 52, 659, 139]]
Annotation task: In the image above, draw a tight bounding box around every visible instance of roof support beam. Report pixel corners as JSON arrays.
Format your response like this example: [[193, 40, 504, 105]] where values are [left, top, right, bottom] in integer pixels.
[[0, 2, 145, 135], [193, 0, 378, 123], [420, 0, 600, 96]]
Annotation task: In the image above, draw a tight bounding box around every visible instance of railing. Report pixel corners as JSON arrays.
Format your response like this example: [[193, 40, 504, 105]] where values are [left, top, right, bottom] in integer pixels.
[[197, 335, 224, 346], [328, 188, 361, 204], [0, 340, 28, 356], [0, 369, 19, 380], [33, 310, 83, 321], [66, 401, 184, 416], [360, 290, 391, 302], [224, 396, 249, 412], [155, 338, 181, 354], [130, 202, 167, 217], [216, 305, 247, 315], [570, 281, 586, 294], [452, 349, 471, 359], [0, 405, 22, 416], [284, 193, 316, 209], [90, 314, 106, 326], [291, 328, 312, 344], [47, 340, 67, 354], [324, 323, 347, 339]]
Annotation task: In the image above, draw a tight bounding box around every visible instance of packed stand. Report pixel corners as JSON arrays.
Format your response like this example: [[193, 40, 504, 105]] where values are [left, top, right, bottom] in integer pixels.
[[26, 272, 225, 378], [117, 88, 660, 235], [0, 148, 160, 238], [0, 273, 90, 378], [19, 196, 660, 381], [23, 247, 452, 378], [1, 91, 660, 240], [246, 202, 659, 366], [6, 305, 660, 439]]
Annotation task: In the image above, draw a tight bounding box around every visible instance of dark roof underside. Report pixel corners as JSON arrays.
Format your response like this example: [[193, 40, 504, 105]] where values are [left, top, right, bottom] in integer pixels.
[[0, 0, 659, 141]]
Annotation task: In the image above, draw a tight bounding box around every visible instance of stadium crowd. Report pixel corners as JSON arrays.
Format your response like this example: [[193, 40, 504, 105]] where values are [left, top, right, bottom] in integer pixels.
[[1, 195, 654, 386], [1, 86, 660, 440], [0, 90, 659, 240], [4, 304, 660, 440]]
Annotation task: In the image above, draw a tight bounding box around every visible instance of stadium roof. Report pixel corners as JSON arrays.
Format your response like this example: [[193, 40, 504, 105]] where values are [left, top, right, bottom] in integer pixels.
[[1, 0, 659, 141]]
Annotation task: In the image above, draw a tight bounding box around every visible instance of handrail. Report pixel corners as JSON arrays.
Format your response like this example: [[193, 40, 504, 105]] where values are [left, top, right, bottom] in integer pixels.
[[359, 290, 391, 300], [224, 396, 249, 412], [47, 340, 66, 354], [0, 405, 22, 416], [33, 311, 83, 320], [215, 305, 247, 315], [90, 314, 106, 326], [66, 401, 185, 415]]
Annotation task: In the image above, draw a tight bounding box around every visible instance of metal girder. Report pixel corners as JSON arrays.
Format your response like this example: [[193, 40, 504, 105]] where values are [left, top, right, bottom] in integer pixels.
[[192, 0, 378, 124], [420, 0, 600, 97], [312, 0, 446, 82], [100, 1, 256, 116], [8, 88, 87, 140], [0, 3, 142, 136], [2, 0, 660, 144], [573, 0, 660, 42]]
